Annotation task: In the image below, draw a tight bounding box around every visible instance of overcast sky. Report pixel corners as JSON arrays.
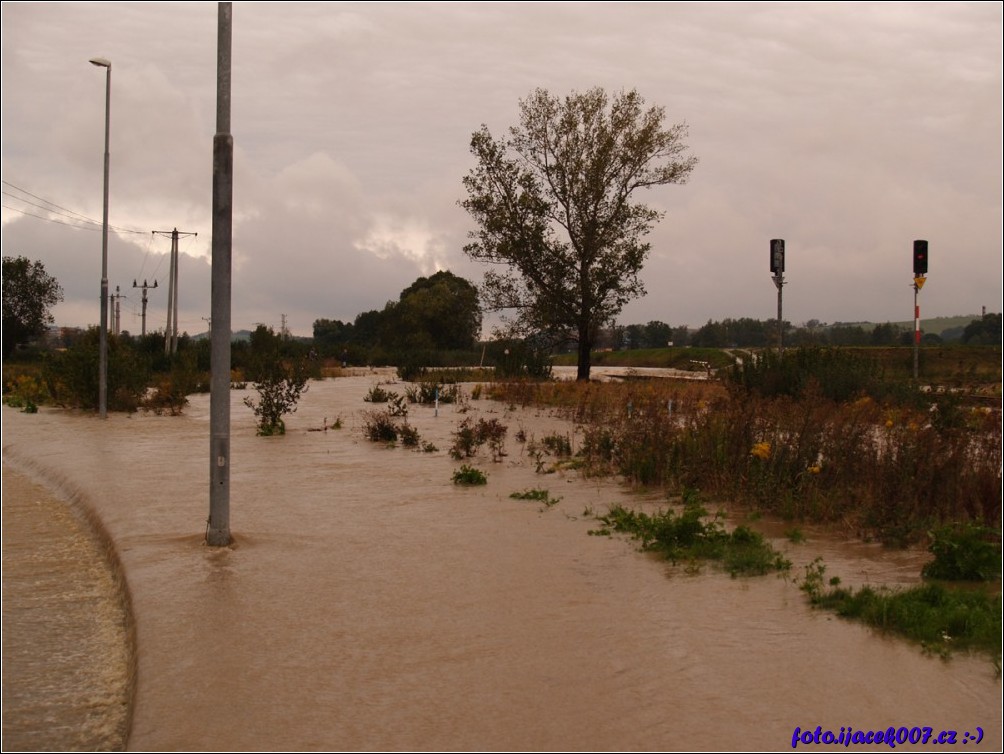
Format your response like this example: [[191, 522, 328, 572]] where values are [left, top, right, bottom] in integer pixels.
[[2, 2, 1001, 338]]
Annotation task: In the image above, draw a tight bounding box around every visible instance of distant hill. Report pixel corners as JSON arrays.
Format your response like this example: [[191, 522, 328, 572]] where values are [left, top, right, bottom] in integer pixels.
[[831, 315, 984, 339]]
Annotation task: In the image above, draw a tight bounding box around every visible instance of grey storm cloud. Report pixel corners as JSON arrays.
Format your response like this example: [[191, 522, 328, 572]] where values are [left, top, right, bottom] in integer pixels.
[[2, 2, 1000, 337]]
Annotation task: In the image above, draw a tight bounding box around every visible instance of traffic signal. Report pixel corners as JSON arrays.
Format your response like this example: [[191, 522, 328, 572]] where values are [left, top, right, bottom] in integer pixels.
[[770, 239, 785, 275], [913, 240, 928, 276]]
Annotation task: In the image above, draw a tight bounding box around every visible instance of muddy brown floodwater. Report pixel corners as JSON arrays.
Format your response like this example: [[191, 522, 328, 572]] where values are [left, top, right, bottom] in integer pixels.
[[2, 372, 1000, 751]]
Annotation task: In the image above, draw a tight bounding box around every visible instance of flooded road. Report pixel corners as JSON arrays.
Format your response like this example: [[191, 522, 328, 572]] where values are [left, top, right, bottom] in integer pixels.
[[2, 373, 1000, 751]]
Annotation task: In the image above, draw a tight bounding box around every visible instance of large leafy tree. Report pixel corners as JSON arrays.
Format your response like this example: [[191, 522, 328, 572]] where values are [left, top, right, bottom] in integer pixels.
[[385, 270, 482, 351], [461, 87, 697, 380], [2, 255, 64, 358]]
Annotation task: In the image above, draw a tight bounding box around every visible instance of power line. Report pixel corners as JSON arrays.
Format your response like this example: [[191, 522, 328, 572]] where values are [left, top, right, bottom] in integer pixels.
[[2, 180, 97, 223], [2, 190, 102, 227], [1, 203, 102, 230], [1, 180, 146, 235]]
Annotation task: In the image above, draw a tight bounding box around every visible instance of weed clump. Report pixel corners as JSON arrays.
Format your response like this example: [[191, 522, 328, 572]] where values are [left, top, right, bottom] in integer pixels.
[[589, 490, 791, 577], [510, 488, 561, 508], [453, 464, 488, 485]]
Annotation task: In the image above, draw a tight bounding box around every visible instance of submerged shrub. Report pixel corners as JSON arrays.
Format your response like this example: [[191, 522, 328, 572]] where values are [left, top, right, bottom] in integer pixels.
[[243, 358, 309, 435], [363, 385, 396, 403], [362, 409, 400, 443], [449, 416, 508, 461], [453, 464, 488, 485]]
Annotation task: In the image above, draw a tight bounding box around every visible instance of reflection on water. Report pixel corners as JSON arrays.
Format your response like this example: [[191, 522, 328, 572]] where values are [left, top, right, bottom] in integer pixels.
[[2, 374, 1000, 751]]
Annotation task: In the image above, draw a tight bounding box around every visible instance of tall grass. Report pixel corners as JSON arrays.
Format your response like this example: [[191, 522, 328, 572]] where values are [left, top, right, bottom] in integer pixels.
[[488, 353, 1001, 543]]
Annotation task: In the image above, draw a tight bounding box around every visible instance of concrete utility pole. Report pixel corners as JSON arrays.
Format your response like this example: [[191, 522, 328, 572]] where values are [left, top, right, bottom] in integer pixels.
[[132, 278, 158, 336], [154, 228, 197, 355], [208, 1, 234, 547]]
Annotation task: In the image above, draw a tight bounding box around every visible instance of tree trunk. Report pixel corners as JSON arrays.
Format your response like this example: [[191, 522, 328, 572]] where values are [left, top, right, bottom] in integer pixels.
[[576, 331, 592, 381]]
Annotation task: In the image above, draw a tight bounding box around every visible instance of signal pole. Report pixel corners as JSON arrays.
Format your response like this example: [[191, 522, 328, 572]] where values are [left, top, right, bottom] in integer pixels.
[[770, 239, 786, 353], [912, 240, 928, 380], [132, 278, 158, 336], [154, 228, 197, 355]]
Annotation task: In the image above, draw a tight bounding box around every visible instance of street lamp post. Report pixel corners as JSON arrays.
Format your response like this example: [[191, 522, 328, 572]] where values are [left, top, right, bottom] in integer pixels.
[[90, 56, 111, 419]]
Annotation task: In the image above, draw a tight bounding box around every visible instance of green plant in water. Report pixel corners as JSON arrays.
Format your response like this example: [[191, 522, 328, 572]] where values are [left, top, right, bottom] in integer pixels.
[[510, 488, 561, 508], [785, 527, 806, 544], [453, 464, 488, 486], [589, 490, 791, 577], [800, 558, 1002, 667]]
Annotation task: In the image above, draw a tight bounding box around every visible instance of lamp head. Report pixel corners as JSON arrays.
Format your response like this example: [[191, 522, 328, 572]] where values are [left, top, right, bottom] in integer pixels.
[[89, 57, 111, 69]]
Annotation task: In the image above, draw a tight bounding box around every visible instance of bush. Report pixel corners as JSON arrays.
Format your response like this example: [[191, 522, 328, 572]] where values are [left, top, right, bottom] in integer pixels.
[[922, 523, 1002, 582], [42, 329, 151, 412], [3, 370, 48, 412], [141, 350, 206, 415]]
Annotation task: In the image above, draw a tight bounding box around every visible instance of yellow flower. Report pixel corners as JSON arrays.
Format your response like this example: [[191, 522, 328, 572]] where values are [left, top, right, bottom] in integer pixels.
[[885, 419, 894, 428], [808, 465, 821, 475], [750, 442, 771, 460]]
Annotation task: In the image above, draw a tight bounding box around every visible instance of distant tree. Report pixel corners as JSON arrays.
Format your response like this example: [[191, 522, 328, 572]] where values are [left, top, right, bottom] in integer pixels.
[[962, 313, 1002, 345], [691, 319, 729, 348], [870, 322, 906, 346], [828, 324, 869, 346], [461, 87, 697, 380], [623, 323, 646, 350], [644, 320, 674, 348], [312, 318, 352, 355], [2, 255, 64, 358], [387, 270, 481, 351], [352, 309, 385, 347], [621, 320, 674, 349]]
